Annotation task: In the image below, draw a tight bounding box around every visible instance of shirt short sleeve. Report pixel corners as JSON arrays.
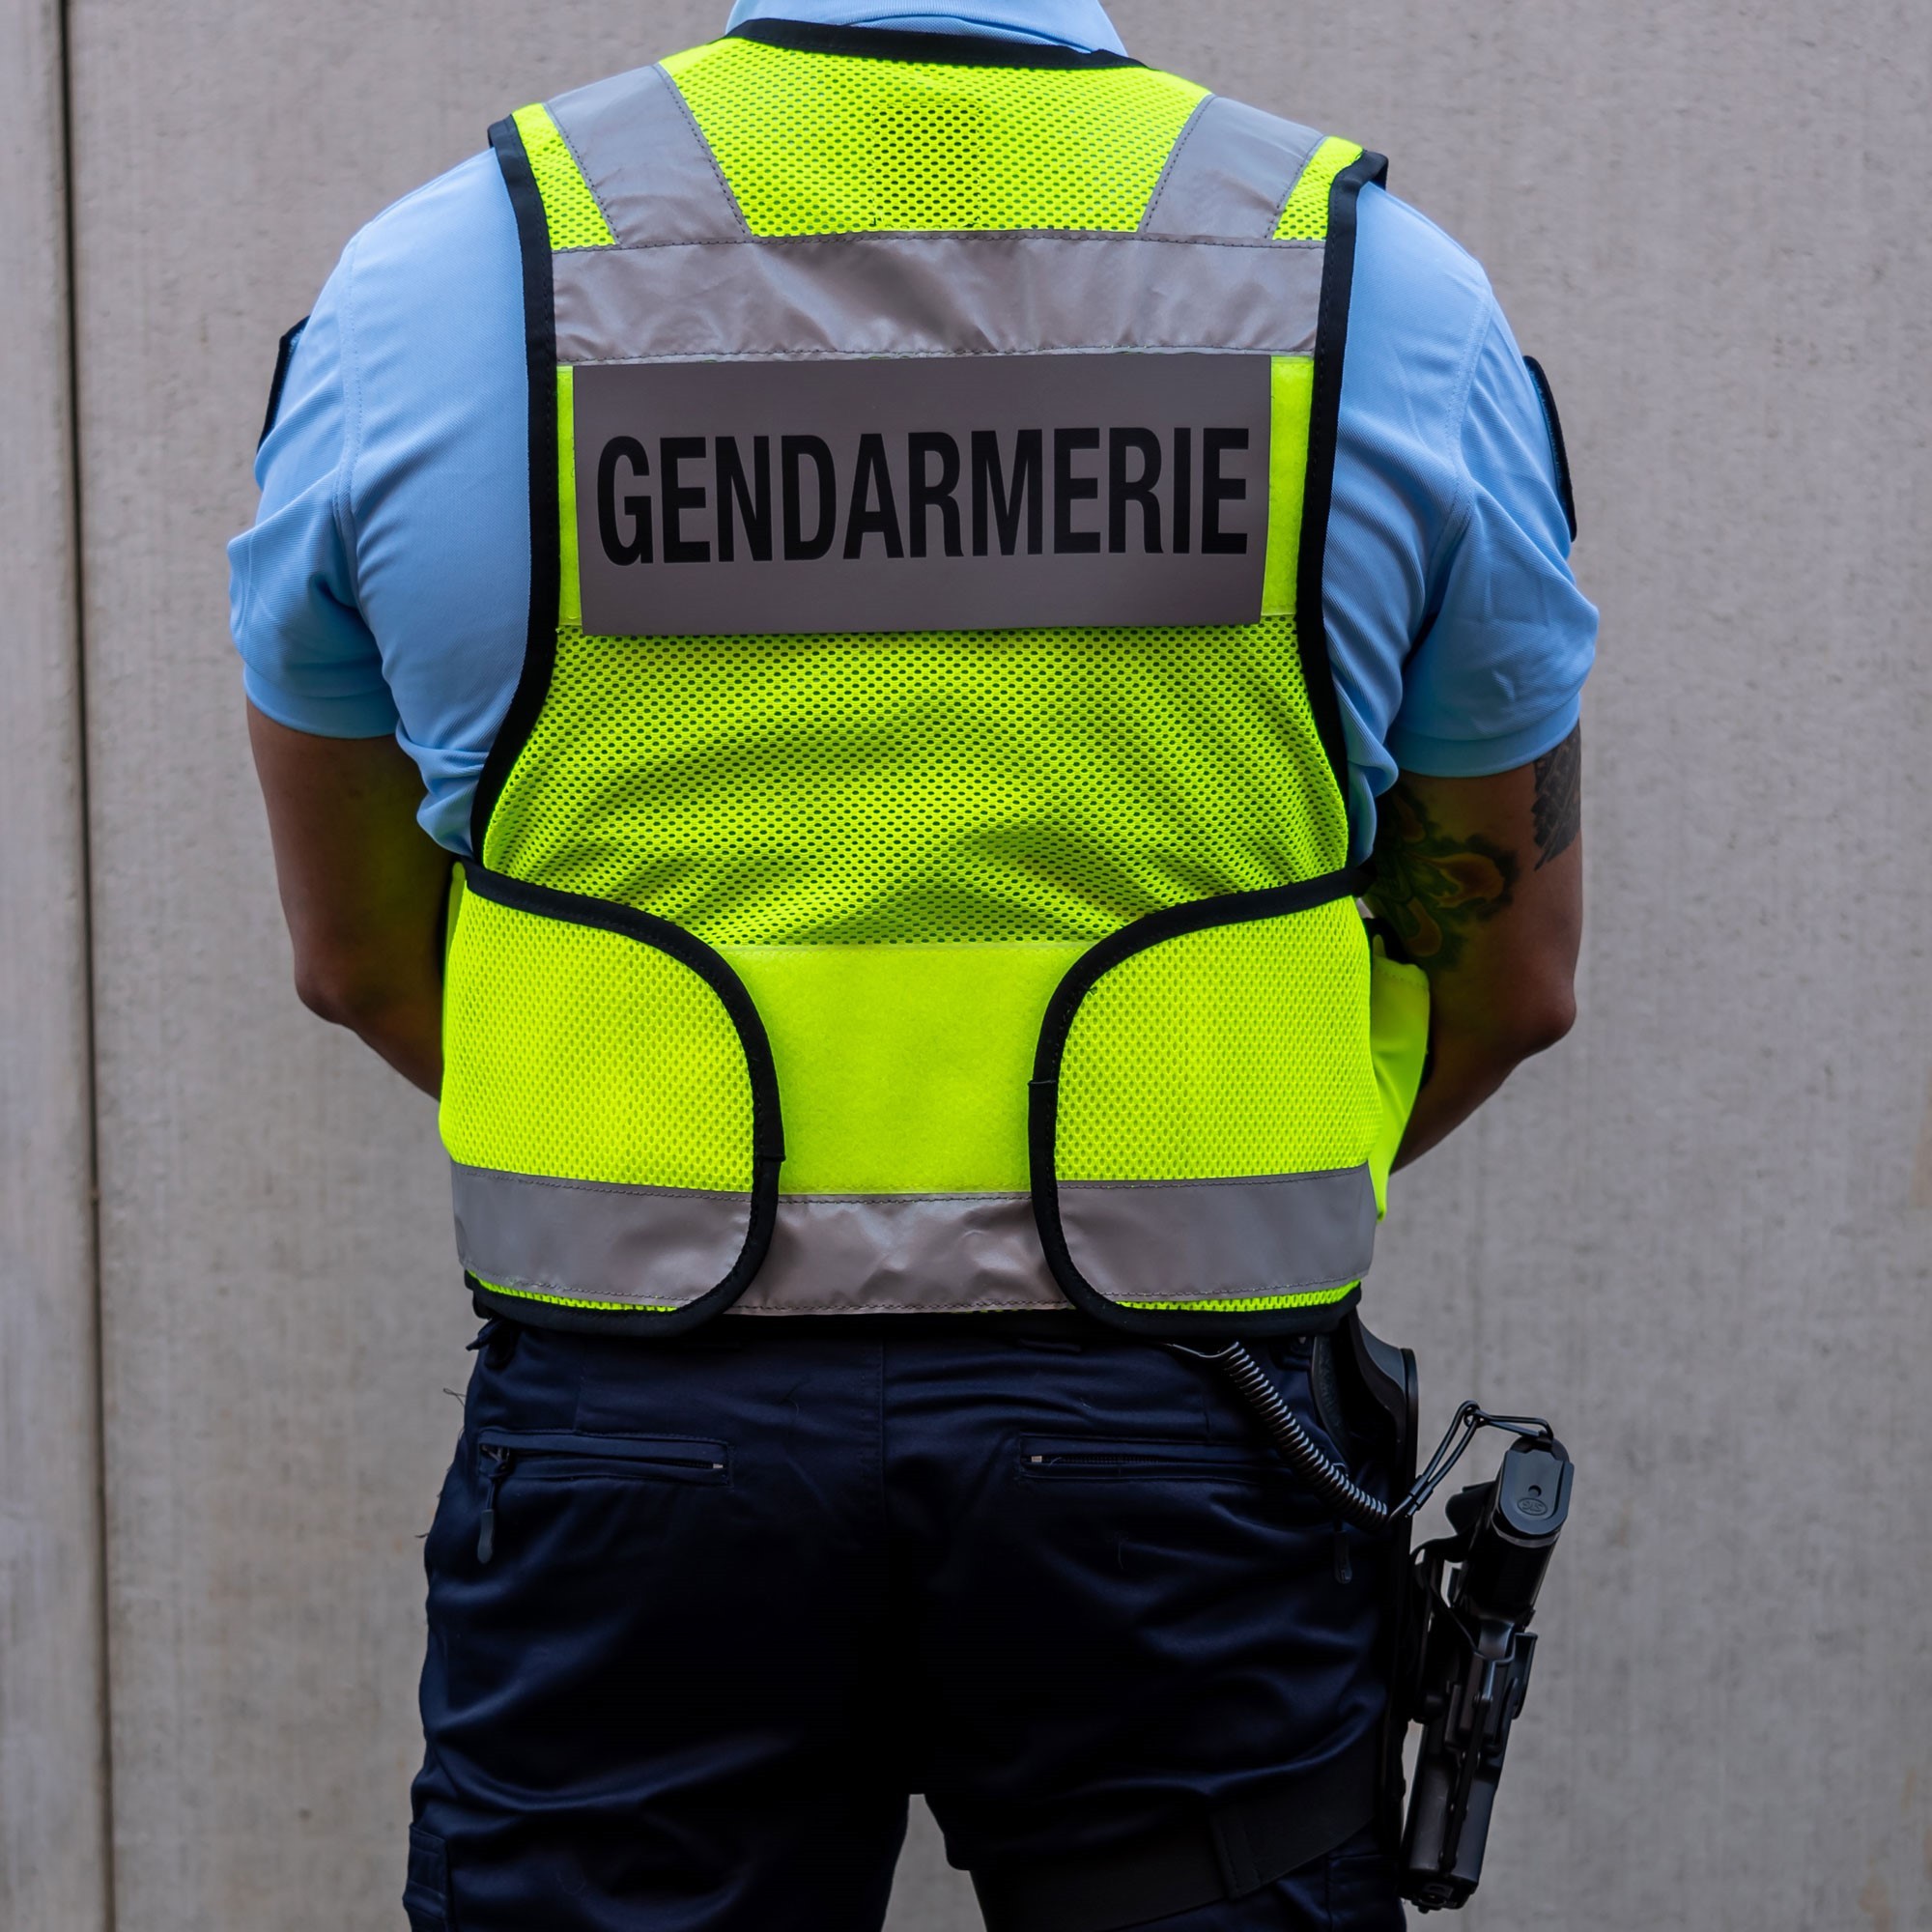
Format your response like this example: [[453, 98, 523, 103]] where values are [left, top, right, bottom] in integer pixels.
[[227, 237, 400, 740], [1387, 304, 1595, 777]]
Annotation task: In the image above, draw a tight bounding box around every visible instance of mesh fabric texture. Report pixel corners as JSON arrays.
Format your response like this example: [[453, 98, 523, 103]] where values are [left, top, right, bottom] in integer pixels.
[[1055, 899, 1377, 1181], [1274, 135, 1363, 240], [661, 37, 1205, 236], [511, 103, 615, 249], [440, 881, 753, 1190], [485, 617, 1350, 946]]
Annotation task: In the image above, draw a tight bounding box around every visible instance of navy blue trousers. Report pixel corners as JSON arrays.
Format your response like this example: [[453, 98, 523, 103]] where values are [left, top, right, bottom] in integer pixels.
[[407, 1319, 1405, 1931]]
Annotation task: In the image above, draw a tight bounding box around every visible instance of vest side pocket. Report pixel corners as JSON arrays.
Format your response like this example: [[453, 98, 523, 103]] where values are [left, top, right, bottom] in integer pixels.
[[440, 866, 782, 1324], [1031, 884, 1379, 1331]]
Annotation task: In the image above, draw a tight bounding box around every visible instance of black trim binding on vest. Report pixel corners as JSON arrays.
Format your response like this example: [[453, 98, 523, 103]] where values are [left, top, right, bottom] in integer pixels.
[[1522, 355, 1579, 541], [258, 316, 309, 450], [473, 117, 564, 859], [458, 863, 785, 1335], [1295, 151, 1388, 810], [1028, 861, 1375, 1340], [726, 18, 1144, 69]]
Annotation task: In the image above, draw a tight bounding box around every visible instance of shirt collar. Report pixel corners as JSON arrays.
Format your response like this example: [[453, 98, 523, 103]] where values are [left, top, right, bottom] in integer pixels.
[[723, 0, 1127, 56]]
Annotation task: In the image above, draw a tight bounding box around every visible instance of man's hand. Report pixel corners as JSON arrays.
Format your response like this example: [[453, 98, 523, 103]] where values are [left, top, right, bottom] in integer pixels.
[[1367, 725, 1583, 1166], [247, 705, 453, 1095]]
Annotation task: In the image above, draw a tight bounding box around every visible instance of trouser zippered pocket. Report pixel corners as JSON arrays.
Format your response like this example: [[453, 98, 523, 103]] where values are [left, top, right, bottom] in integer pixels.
[[474, 1427, 730, 1562], [1017, 1435, 1270, 1482]]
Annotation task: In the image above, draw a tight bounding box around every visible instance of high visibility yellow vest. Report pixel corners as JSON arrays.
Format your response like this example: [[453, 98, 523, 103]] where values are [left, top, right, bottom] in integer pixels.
[[440, 20, 1430, 1335]]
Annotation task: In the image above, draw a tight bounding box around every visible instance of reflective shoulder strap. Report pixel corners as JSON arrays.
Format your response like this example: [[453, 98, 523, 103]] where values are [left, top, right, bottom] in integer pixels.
[[547, 61, 749, 246], [1138, 93, 1325, 239]]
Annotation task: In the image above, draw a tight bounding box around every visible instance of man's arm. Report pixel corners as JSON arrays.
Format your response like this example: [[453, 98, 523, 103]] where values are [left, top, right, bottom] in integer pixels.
[[247, 705, 453, 1096], [1367, 724, 1582, 1166]]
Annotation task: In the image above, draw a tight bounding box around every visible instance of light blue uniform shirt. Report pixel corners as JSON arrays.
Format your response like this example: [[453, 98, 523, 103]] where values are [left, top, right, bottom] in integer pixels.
[[230, 0, 1596, 858]]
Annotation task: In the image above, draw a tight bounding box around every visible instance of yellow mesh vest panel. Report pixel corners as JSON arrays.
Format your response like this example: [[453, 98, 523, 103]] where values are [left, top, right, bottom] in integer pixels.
[[476, 46, 1371, 1242], [1275, 135, 1364, 240], [510, 104, 615, 249], [1056, 902, 1378, 1183], [485, 619, 1348, 944], [660, 38, 1206, 236], [440, 877, 753, 1191]]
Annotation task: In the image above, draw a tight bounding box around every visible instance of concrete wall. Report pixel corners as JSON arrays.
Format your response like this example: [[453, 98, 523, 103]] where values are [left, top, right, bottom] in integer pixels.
[[2, 0, 1924, 1925], [0, 0, 111, 1924]]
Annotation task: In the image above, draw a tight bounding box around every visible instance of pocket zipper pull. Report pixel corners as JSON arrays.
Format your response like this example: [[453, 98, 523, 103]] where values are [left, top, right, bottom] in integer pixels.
[[1331, 1521, 1353, 1584], [477, 1444, 512, 1564]]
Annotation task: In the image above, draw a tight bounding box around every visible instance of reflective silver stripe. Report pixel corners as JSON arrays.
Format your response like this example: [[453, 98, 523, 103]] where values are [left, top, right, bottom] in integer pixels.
[[454, 1163, 1067, 1315], [1138, 95, 1324, 241], [738, 1193, 1065, 1314], [552, 231, 1322, 366], [456, 1158, 1372, 1317], [547, 63, 746, 247], [452, 1163, 751, 1310], [1057, 1168, 1377, 1305]]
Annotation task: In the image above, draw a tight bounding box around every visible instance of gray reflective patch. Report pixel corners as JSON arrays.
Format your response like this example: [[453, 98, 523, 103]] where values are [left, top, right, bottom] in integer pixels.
[[453, 1164, 1069, 1316], [547, 64, 746, 247], [552, 230, 1323, 368], [1057, 1167, 1378, 1305], [735, 1191, 1066, 1315], [1139, 96, 1324, 240], [451, 1163, 750, 1309], [575, 352, 1269, 638]]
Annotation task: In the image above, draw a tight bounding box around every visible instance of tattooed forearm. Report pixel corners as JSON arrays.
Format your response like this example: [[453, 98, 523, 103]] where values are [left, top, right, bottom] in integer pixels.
[[1532, 725, 1581, 868], [1367, 782, 1518, 972]]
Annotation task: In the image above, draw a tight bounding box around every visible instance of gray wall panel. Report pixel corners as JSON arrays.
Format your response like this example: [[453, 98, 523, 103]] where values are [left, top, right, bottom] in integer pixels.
[[0, 1, 111, 1926], [53, 1, 1932, 1927]]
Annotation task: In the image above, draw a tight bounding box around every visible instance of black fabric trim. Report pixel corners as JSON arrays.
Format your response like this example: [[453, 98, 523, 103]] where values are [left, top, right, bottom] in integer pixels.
[[1295, 152, 1388, 808], [257, 316, 309, 450], [972, 1729, 1380, 1932], [726, 18, 1143, 69], [1028, 863, 1374, 1339], [472, 117, 563, 859], [1522, 355, 1579, 541], [459, 864, 784, 1332]]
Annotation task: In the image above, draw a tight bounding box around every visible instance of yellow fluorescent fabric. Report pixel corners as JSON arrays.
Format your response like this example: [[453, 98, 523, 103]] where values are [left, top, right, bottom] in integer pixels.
[[556, 366, 581, 628], [661, 37, 1205, 236], [1367, 937, 1431, 1217], [440, 872, 754, 1191], [726, 940, 1085, 1194], [1274, 135, 1364, 241], [1263, 355, 1314, 618], [1056, 901, 1378, 1183], [486, 620, 1349, 945], [510, 103, 616, 250]]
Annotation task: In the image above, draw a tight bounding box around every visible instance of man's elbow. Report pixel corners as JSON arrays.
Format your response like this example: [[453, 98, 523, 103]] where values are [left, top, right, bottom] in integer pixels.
[[1497, 979, 1577, 1062], [292, 951, 403, 1033]]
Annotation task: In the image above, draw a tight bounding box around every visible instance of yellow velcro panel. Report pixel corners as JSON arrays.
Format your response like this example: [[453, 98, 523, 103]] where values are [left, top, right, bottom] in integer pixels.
[[1274, 135, 1365, 241], [440, 871, 753, 1191], [1056, 899, 1378, 1183], [726, 938, 1085, 1194], [511, 102, 616, 250], [662, 37, 1206, 236]]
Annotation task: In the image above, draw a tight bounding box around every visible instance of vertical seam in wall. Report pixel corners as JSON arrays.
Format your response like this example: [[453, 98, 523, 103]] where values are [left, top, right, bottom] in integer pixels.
[[54, 0, 118, 1924]]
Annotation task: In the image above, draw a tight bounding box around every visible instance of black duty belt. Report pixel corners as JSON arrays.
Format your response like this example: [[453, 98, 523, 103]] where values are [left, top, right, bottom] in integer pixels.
[[968, 1729, 1379, 1932]]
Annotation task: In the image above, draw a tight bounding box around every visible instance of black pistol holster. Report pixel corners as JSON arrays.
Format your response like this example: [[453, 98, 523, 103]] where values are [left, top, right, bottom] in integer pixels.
[[971, 1316, 1573, 1931]]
